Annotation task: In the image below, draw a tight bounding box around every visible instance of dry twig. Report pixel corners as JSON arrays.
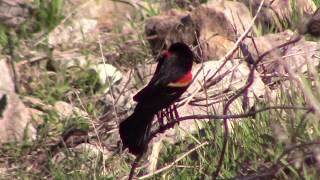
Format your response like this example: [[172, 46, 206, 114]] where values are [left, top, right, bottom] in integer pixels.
[[138, 141, 208, 179]]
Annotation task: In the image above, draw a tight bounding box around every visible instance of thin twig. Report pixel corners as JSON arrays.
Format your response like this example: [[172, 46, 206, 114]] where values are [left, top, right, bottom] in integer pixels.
[[211, 31, 301, 180], [228, 140, 320, 180], [115, 69, 133, 105], [181, 0, 265, 107], [276, 140, 320, 165], [148, 106, 310, 144], [16, 55, 48, 67], [281, 53, 320, 116], [128, 154, 143, 180], [212, 1, 265, 178], [98, 35, 120, 123], [72, 90, 103, 146], [138, 141, 208, 179]]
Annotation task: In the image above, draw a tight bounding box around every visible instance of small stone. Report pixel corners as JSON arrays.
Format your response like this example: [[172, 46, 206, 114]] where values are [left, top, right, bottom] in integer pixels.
[[0, 60, 36, 144], [89, 64, 122, 93], [54, 101, 88, 118]]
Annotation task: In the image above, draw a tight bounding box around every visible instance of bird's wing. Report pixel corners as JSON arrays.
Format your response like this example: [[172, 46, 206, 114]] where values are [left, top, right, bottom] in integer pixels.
[[133, 54, 165, 102], [133, 55, 186, 102]]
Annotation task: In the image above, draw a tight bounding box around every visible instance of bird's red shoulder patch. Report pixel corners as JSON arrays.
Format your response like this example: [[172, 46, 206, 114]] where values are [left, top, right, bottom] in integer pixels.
[[168, 71, 192, 87], [163, 51, 172, 58]]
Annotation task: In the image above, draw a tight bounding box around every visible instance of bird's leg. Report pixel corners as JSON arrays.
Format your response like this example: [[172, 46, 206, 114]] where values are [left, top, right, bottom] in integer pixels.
[[157, 111, 167, 133], [164, 104, 179, 129], [157, 111, 164, 126], [168, 105, 175, 121], [164, 108, 171, 122], [158, 104, 180, 130], [173, 104, 180, 124]]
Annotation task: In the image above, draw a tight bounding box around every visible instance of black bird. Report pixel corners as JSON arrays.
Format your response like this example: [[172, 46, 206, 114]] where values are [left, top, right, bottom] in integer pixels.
[[119, 42, 194, 156]]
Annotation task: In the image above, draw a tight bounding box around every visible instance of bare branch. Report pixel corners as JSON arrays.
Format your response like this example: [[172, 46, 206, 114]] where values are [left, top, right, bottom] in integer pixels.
[[138, 141, 208, 179], [148, 106, 310, 143]]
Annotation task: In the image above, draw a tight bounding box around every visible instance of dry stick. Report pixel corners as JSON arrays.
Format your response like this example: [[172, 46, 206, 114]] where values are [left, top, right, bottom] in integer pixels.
[[207, 1, 261, 79], [98, 36, 120, 123], [212, 35, 302, 180], [71, 90, 111, 174], [215, 29, 302, 180], [68, 36, 114, 151], [194, 30, 211, 120], [212, 66, 256, 179], [131, 1, 300, 178], [132, 14, 302, 180], [256, 37, 301, 66], [204, 65, 241, 91], [181, 0, 265, 107], [129, 26, 217, 178], [230, 140, 320, 180], [138, 141, 209, 180], [258, 49, 320, 66], [17, 55, 48, 67], [144, 28, 302, 180], [306, 52, 320, 103], [212, 0, 265, 178], [73, 91, 103, 146], [281, 54, 320, 116], [142, 16, 302, 180], [115, 69, 133, 105], [128, 154, 143, 180], [148, 106, 310, 142], [178, 32, 219, 106], [276, 140, 320, 165]]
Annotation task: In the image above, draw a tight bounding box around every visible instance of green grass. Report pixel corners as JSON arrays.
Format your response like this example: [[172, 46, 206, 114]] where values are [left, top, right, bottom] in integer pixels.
[[154, 108, 320, 179], [33, 0, 64, 32], [149, 59, 320, 178], [132, 85, 320, 179], [31, 63, 102, 104]]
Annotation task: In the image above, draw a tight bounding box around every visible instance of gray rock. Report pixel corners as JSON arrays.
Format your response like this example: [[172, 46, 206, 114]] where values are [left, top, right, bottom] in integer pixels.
[[46, 0, 137, 48], [192, 0, 256, 60], [161, 60, 266, 142], [244, 30, 320, 85], [0, 0, 30, 28], [0, 59, 36, 143], [241, 0, 317, 32], [145, 11, 196, 58], [89, 63, 122, 93], [145, 1, 255, 61], [51, 50, 96, 70], [54, 101, 88, 118]]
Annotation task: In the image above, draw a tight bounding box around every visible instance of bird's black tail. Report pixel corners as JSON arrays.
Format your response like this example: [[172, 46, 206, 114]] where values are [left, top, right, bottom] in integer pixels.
[[119, 108, 154, 156]]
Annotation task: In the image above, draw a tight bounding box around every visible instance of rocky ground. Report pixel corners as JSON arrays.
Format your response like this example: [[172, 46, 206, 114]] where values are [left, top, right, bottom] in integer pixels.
[[0, 0, 320, 179]]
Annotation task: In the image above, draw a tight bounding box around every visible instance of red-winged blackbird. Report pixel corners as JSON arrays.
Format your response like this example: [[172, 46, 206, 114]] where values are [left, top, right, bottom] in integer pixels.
[[119, 42, 194, 156]]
